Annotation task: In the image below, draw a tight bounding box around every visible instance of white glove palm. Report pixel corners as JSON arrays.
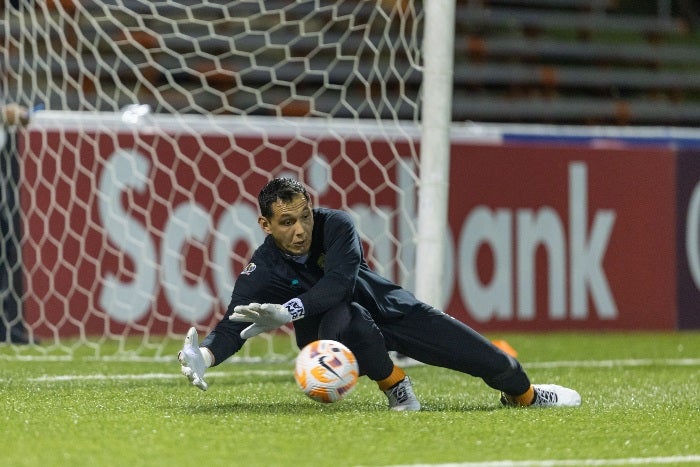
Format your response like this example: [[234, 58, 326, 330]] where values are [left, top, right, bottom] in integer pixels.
[[230, 302, 294, 339], [177, 327, 208, 391]]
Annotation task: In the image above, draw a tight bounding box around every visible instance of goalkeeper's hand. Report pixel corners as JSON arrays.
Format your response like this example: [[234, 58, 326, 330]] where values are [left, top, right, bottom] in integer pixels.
[[230, 299, 305, 339], [177, 327, 208, 391]]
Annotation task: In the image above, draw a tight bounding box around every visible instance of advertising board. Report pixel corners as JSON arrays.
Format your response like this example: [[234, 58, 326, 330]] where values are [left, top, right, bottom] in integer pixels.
[[19, 118, 697, 334]]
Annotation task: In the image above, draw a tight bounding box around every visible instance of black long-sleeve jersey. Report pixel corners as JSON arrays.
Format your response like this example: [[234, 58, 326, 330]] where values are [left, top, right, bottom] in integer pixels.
[[201, 208, 533, 396], [202, 207, 431, 365]]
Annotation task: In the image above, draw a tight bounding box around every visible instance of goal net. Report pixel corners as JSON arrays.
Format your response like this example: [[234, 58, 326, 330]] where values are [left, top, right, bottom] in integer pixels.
[[1, 1, 425, 360]]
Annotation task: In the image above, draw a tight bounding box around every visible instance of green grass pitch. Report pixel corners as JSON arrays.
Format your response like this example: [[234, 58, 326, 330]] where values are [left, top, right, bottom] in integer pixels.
[[2, 332, 699, 467]]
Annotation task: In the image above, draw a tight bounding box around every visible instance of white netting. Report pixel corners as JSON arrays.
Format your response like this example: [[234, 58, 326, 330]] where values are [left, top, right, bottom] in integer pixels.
[[1, 0, 425, 359], [5, 1, 423, 117]]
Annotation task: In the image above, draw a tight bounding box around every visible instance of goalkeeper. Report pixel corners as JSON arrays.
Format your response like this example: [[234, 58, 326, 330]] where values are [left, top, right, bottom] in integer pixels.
[[179, 177, 581, 410]]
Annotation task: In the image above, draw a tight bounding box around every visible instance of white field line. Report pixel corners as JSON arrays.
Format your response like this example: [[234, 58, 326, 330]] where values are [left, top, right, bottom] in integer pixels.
[[378, 456, 700, 467], [3, 355, 700, 366], [524, 358, 700, 369], [1, 357, 699, 385], [18, 370, 288, 383]]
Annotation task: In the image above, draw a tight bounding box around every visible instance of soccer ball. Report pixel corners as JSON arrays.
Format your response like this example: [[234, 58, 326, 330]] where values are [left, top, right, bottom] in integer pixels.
[[294, 339, 359, 403]]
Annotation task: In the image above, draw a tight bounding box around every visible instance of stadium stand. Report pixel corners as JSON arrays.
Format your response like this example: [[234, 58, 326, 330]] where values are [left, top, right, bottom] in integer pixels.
[[455, 0, 700, 124], [2, 0, 700, 125]]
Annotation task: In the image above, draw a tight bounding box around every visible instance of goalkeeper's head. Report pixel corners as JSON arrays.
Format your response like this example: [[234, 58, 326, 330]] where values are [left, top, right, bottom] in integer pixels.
[[257, 178, 314, 257], [258, 177, 310, 218]]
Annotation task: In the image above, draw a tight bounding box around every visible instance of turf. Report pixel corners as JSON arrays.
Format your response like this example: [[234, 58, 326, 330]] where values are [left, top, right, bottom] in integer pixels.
[[2, 332, 699, 467]]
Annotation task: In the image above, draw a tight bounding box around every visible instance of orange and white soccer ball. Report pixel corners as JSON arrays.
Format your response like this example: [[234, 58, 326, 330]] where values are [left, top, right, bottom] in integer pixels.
[[294, 339, 359, 403]]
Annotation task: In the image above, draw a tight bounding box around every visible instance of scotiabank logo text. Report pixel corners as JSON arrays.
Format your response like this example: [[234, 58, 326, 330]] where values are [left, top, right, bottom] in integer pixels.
[[457, 163, 616, 322], [98, 151, 618, 324]]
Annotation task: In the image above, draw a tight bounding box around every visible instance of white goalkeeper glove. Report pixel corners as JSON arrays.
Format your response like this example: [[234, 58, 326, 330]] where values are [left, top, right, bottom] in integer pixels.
[[230, 299, 305, 339], [177, 327, 209, 391]]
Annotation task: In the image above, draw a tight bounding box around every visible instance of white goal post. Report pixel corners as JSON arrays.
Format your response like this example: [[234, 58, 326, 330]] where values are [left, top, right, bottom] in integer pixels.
[[1, 0, 455, 359], [414, 0, 455, 308]]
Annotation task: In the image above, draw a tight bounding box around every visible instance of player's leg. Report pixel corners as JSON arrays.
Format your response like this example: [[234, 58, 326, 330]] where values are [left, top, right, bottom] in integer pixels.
[[379, 308, 580, 407], [380, 307, 530, 393]]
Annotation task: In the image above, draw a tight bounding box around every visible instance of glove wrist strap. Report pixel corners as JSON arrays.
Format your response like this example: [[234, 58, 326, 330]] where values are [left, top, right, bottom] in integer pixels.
[[200, 347, 213, 368], [283, 298, 305, 320]]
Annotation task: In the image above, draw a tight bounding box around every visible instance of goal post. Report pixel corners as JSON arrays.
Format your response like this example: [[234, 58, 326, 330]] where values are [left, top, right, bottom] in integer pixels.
[[1, 0, 456, 360], [414, 0, 455, 308]]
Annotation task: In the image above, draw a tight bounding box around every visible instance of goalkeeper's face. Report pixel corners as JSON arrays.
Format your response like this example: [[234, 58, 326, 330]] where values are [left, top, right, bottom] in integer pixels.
[[259, 194, 314, 256]]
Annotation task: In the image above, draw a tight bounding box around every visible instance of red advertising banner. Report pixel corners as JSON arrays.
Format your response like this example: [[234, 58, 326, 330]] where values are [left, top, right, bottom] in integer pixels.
[[19, 119, 681, 336], [445, 143, 677, 331], [20, 124, 415, 337]]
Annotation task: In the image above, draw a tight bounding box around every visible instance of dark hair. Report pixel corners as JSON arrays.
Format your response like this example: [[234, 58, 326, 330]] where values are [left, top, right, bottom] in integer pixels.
[[258, 177, 310, 218]]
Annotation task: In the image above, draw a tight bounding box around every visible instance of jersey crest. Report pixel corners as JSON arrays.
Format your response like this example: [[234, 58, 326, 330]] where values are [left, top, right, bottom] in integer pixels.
[[241, 262, 257, 275]]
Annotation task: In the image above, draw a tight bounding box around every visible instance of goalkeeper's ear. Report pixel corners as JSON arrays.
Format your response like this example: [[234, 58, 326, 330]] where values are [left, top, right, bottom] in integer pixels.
[[258, 215, 272, 234]]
